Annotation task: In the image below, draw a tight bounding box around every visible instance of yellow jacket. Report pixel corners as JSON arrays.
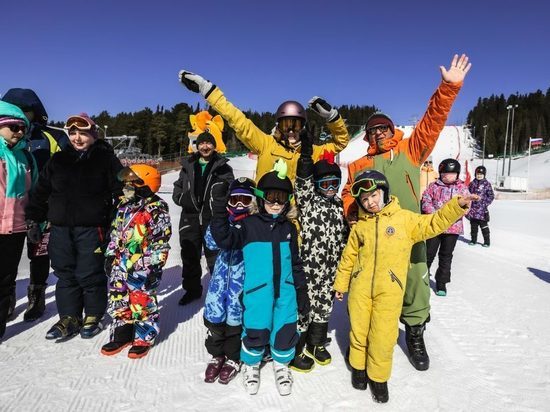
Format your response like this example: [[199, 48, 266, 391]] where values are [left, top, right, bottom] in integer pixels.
[[206, 87, 350, 182], [333, 195, 467, 382]]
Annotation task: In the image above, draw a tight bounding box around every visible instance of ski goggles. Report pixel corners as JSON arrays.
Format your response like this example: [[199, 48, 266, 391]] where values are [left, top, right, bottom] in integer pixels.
[[64, 115, 95, 131], [228, 193, 254, 208], [117, 167, 144, 185], [255, 188, 293, 205], [316, 176, 341, 191], [350, 177, 385, 198], [278, 117, 304, 133], [367, 124, 390, 136]]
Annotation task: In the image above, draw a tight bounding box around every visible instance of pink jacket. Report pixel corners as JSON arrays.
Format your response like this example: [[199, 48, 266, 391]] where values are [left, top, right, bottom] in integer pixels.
[[0, 157, 34, 234], [421, 179, 470, 235]]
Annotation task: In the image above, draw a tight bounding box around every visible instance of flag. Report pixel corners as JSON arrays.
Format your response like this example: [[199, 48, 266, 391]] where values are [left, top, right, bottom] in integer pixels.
[[530, 137, 543, 147]]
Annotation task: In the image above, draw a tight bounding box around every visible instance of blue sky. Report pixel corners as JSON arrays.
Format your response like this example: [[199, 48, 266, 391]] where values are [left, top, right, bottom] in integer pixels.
[[2, 0, 549, 125]]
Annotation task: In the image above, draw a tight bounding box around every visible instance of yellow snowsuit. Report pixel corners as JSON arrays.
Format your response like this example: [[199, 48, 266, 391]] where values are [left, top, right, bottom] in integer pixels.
[[333, 195, 467, 382], [206, 87, 350, 182]]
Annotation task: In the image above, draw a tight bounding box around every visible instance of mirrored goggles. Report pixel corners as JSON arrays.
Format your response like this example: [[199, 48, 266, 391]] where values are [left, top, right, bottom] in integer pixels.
[[350, 177, 383, 198], [278, 117, 304, 133], [255, 188, 293, 205], [316, 177, 341, 191], [117, 167, 144, 185], [228, 193, 254, 208], [64, 115, 94, 131], [367, 124, 390, 136]]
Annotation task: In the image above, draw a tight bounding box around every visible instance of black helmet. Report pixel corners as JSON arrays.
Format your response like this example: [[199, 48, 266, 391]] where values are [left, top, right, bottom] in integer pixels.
[[351, 169, 390, 204], [475, 166, 487, 176], [439, 158, 461, 174], [313, 150, 341, 180], [257, 171, 293, 194], [229, 176, 256, 195]]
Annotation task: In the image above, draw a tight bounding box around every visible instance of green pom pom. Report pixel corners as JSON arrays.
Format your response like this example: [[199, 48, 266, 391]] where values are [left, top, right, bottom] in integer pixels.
[[272, 159, 288, 179]]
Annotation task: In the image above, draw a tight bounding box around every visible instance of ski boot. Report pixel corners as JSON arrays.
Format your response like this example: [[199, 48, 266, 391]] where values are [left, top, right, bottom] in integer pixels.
[[128, 344, 151, 359], [218, 359, 240, 384], [405, 323, 430, 371], [45, 316, 81, 342], [80, 314, 105, 339], [273, 361, 293, 396], [204, 355, 225, 383], [178, 286, 202, 306], [435, 282, 447, 297], [369, 379, 389, 403], [351, 367, 368, 390], [290, 331, 314, 373], [242, 363, 261, 395], [101, 324, 133, 356], [305, 322, 332, 365], [24, 284, 47, 322]]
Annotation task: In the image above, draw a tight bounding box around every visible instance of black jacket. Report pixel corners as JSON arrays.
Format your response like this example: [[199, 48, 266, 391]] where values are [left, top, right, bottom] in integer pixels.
[[25, 140, 123, 227], [172, 152, 234, 223]]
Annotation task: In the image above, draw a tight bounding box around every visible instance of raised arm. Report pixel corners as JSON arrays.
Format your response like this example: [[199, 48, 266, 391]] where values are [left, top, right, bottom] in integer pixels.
[[309, 96, 350, 154]]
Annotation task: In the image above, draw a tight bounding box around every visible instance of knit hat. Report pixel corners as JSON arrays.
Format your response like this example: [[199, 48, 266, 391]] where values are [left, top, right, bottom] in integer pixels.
[[313, 150, 341, 180], [195, 132, 216, 148], [65, 113, 99, 139], [365, 112, 395, 135], [0, 101, 30, 130]]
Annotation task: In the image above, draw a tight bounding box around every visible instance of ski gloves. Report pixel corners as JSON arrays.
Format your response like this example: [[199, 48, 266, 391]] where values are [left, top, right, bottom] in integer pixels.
[[210, 181, 230, 219], [26, 220, 42, 244], [296, 286, 310, 317], [178, 70, 215, 98], [308, 97, 339, 122]]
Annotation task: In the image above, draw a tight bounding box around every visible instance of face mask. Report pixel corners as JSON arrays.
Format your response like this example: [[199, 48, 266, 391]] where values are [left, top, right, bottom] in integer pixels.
[[122, 184, 136, 200]]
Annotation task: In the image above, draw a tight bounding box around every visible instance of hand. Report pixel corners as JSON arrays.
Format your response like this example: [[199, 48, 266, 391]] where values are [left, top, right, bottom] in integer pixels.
[[457, 193, 480, 208], [440, 54, 472, 84], [26, 220, 42, 244], [299, 123, 314, 158], [335, 291, 344, 301], [210, 181, 230, 218], [296, 286, 310, 317], [346, 212, 358, 226], [104, 255, 115, 275], [308, 96, 339, 122], [178, 70, 214, 97]]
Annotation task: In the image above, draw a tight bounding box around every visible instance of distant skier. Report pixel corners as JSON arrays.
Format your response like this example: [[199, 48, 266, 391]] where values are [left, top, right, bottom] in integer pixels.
[[422, 159, 473, 296], [466, 165, 494, 247], [203, 177, 257, 384], [420, 157, 439, 195], [101, 164, 171, 359], [341, 54, 472, 371], [334, 170, 477, 403], [177, 69, 350, 182]]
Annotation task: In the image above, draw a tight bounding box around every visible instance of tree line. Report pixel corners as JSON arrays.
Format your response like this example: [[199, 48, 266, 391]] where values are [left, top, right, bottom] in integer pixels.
[[467, 88, 550, 157]]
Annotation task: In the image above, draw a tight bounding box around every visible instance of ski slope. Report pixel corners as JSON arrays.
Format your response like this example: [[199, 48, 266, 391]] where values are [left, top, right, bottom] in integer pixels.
[[1, 131, 549, 411]]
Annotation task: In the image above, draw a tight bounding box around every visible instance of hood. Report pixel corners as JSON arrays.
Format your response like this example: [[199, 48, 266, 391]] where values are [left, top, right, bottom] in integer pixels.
[[1, 88, 48, 125], [366, 128, 404, 156]]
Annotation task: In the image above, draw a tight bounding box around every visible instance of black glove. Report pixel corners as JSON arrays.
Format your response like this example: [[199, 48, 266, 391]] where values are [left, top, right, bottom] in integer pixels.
[[210, 181, 230, 218], [145, 265, 163, 289], [104, 255, 115, 275], [299, 123, 314, 158], [178, 70, 215, 97], [296, 286, 310, 317], [26, 220, 42, 244], [308, 96, 339, 122]]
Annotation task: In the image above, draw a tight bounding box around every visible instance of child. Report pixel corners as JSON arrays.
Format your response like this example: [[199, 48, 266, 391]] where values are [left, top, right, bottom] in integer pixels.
[[334, 170, 475, 403], [467, 165, 494, 247], [203, 177, 257, 384], [0, 101, 36, 341], [421, 158, 471, 296], [209, 160, 309, 396], [290, 126, 347, 372], [101, 164, 171, 359], [25, 113, 123, 341]]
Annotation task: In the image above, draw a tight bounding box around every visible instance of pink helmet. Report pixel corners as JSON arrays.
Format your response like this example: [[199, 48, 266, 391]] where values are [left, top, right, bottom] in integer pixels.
[[275, 101, 307, 122]]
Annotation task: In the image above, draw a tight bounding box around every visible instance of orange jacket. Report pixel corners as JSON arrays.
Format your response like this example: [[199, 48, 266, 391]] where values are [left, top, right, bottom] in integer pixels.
[[341, 81, 462, 217]]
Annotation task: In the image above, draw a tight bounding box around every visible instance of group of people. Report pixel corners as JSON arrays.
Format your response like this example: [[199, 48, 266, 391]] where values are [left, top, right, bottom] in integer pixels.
[[0, 52, 497, 403]]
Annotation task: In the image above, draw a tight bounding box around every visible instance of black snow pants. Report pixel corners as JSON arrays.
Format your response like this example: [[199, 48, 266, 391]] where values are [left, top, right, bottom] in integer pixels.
[[203, 318, 242, 362], [0, 232, 26, 338], [426, 233, 459, 285], [470, 218, 490, 246]]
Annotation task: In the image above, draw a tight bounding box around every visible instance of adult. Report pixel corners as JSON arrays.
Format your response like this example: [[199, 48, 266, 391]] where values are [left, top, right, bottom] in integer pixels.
[[173, 132, 234, 305], [25, 113, 123, 340], [341, 54, 472, 371], [2, 88, 69, 322], [178, 70, 350, 182]]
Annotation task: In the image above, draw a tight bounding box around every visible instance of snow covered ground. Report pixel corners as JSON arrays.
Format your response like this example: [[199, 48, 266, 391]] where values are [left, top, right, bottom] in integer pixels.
[[2, 134, 550, 411]]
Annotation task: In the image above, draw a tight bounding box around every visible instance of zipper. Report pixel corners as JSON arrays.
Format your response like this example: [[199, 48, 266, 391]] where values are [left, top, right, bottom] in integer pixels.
[[389, 269, 404, 291], [188, 178, 200, 212], [371, 216, 379, 298], [405, 172, 419, 204], [199, 167, 215, 226], [245, 282, 268, 295]]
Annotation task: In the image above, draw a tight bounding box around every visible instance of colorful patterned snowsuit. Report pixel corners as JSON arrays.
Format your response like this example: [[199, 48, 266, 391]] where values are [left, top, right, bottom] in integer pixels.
[[106, 195, 171, 347]]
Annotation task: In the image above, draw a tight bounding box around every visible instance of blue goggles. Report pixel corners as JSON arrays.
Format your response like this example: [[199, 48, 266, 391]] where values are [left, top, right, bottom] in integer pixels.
[[315, 176, 341, 192]]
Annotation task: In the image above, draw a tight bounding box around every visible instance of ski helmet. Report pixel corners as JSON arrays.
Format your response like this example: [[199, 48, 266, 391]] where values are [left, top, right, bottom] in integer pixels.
[[475, 166, 487, 176], [438, 158, 461, 174], [275, 101, 306, 122], [351, 170, 390, 204], [229, 176, 256, 195], [118, 164, 161, 193]]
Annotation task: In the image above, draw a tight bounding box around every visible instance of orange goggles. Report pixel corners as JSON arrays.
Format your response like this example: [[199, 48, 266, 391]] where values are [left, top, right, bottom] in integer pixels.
[[65, 115, 94, 131], [278, 117, 304, 133]]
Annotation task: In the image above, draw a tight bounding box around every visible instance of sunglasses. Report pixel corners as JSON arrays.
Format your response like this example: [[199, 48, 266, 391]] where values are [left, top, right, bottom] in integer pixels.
[[316, 176, 341, 191], [367, 125, 390, 136], [64, 116, 94, 131], [424, 161, 433, 165], [5, 124, 27, 134], [117, 167, 144, 185], [255, 188, 293, 205], [351, 177, 385, 198], [278, 117, 304, 133], [228, 193, 254, 208]]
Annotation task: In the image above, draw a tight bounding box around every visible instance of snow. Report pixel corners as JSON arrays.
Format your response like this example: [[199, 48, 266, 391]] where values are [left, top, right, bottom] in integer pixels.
[[2, 132, 550, 411]]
